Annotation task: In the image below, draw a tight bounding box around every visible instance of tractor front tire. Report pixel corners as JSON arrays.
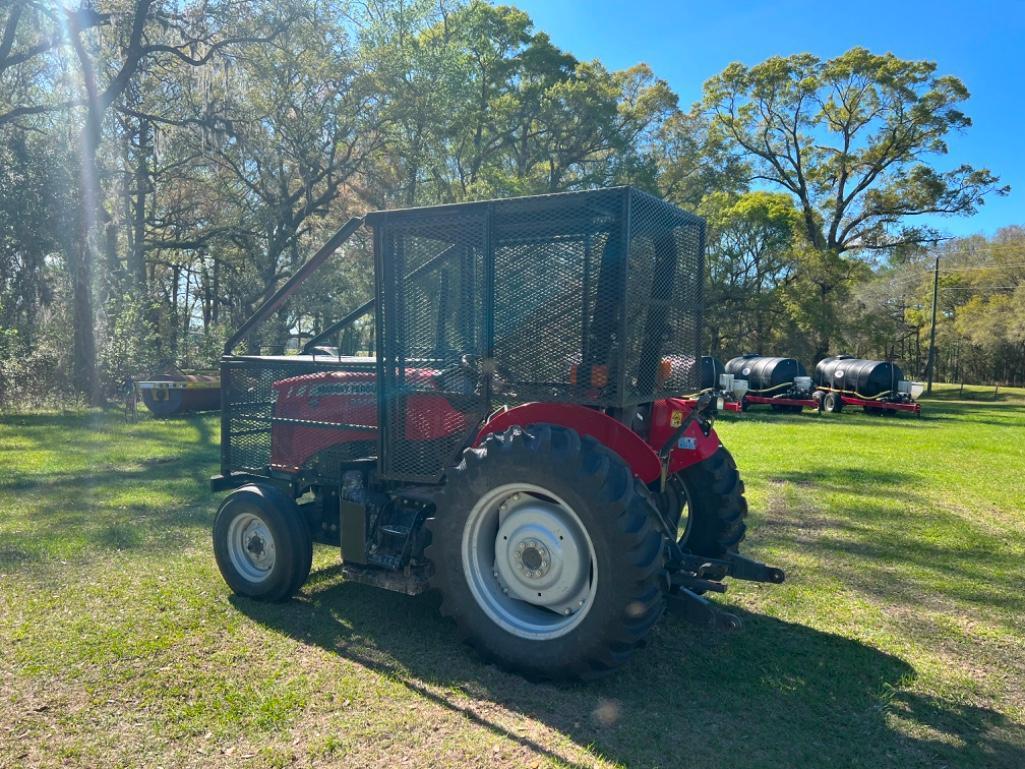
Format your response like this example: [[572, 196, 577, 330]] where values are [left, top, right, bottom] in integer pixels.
[[426, 425, 665, 680], [213, 484, 313, 602], [671, 447, 748, 559]]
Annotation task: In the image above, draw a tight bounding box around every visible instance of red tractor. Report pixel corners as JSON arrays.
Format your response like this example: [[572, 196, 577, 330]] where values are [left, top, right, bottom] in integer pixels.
[[211, 188, 783, 679]]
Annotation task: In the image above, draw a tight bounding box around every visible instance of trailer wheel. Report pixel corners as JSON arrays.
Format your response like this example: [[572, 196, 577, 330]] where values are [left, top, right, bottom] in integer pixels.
[[426, 425, 664, 680], [213, 484, 312, 602], [823, 392, 843, 413], [671, 447, 747, 558]]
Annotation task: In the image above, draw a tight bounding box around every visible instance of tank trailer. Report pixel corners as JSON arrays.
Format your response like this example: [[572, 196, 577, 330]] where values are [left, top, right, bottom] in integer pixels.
[[725, 354, 819, 413], [814, 355, 923, 416]]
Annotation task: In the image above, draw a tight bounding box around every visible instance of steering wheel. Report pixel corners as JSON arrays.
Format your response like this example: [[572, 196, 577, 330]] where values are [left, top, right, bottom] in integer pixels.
[[435, 354, 512, 397]]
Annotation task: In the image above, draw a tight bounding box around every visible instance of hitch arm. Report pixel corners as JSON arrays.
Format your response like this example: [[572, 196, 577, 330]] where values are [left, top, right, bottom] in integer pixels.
[[670, 551, 786, 585], [665, 588, 741, 631], [663, 553, 785, 633], [726, 553, 785, 584]]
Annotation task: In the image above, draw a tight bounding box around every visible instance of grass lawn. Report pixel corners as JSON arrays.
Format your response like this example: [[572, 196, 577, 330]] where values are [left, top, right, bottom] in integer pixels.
[[1, 383, 1024, 768]]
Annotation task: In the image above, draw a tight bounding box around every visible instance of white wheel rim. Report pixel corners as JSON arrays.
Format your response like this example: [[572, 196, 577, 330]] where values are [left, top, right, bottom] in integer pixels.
[[227, 512, 276, 583], [461, 482, 597, 640]]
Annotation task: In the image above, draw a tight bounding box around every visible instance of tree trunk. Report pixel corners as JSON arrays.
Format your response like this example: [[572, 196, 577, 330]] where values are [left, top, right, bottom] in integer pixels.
[[181, 265, 192, 363], [130, 119, 149, 292], [212, 258, 220, 324], [103, 217, 119, 304], [170, 263, 180, 358], [67, 234, 99, 403], [71, 137, 104, 405]]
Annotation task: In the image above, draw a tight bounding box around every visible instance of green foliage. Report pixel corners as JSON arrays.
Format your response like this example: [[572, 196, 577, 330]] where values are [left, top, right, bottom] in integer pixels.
[[0, 304, 79, 410], [191, 322, 231, 369], [0, 2, 1017, 406], [704, 46, 1007, 253], [700, 190, 803, 353], [780, 242, 873, 359], [926, 228, 1025, 383], [99, 294, 160, 389]]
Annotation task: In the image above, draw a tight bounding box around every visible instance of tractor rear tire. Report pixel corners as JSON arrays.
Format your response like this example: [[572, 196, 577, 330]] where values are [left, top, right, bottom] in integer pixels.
[[426, 425, 665, 680], [213, 484, 313, 602], [671, 447, 748, 559]]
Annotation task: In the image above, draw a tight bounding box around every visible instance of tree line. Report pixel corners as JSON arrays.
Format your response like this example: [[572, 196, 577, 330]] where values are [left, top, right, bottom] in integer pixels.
[[0, 0, 1016, 408]]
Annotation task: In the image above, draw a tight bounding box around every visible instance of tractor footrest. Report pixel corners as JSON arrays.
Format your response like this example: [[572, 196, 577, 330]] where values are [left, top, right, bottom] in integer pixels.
[[666, 588, 741, 631], [341, 562, 432, 596]]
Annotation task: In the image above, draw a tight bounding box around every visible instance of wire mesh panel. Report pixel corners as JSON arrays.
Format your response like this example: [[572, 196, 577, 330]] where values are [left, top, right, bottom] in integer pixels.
[[487, 189, 623, 404], [373, 211, 488, 482], [221, 356, 379, 478], [622, 188, 705, 403]]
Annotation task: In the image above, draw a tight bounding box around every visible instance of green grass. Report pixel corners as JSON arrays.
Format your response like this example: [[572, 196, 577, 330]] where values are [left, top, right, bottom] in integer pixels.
[[1, 383, 1024, 768]]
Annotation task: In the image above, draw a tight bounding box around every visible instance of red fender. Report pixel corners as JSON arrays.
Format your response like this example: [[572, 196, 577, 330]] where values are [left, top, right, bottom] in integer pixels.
[[474, 401, 720, 485], [649, 398, 722, 475]]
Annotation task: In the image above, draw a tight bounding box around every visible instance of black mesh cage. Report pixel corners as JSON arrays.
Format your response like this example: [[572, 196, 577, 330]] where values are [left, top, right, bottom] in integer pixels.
[[220, 187, 704, 484], [221, 356, 380, 476], [368, 187, 704, 481]]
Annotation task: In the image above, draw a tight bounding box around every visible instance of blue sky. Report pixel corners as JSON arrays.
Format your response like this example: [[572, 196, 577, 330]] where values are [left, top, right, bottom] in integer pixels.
[[509, 0, 1024, 237]]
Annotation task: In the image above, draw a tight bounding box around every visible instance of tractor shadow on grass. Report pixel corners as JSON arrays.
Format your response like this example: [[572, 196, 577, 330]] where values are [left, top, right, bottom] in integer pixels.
[[233, 564, 1023, 768]]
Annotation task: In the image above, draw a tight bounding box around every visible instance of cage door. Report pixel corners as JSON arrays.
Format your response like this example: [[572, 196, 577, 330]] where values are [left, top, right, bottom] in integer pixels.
[[375, 213, 490, 483]]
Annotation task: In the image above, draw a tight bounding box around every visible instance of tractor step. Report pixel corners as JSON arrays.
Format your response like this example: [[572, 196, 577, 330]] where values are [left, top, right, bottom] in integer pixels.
[[341, 562, 432, 596], [665, 588, 741, 631]]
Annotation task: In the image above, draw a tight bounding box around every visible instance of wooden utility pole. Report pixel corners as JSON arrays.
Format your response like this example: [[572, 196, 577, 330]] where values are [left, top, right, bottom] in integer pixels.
[[926, 256, 940, 393]]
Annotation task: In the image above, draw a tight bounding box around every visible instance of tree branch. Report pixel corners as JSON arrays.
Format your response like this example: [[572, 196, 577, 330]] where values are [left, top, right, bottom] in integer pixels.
[[0, 100, 82, 126]]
